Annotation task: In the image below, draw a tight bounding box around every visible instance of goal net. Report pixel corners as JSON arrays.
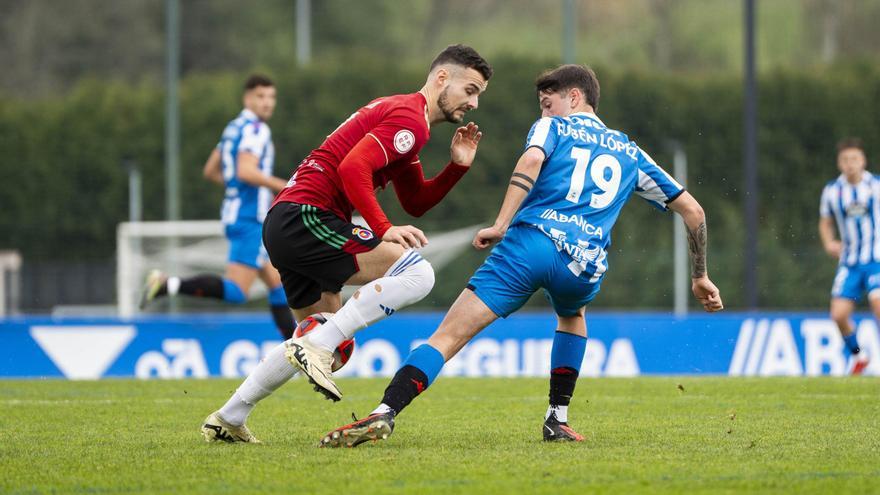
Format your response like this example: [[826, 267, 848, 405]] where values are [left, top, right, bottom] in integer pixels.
[[116, 219, 481, 318]]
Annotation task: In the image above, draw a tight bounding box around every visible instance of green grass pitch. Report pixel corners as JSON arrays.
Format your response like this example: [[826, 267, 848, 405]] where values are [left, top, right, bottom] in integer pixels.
[[2, 377, 878, 494]]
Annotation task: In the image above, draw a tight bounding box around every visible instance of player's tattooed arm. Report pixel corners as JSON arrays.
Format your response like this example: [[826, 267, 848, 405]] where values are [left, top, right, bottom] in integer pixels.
[[668, 191, 710, 278], [687, 221, 707, 278], [669, 192, 723, 311]]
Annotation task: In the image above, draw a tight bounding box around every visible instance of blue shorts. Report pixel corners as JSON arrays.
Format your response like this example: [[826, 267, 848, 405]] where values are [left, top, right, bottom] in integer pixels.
[[226, 221, 268, 269], [467, 226, 602, 317], [831, 263, 880, 301]]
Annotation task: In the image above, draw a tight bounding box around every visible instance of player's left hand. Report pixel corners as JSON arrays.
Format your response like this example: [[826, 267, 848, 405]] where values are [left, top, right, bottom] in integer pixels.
[[473, 225, 505, 250], [450, 122, 482, 167], [692, 276, 723, 312]]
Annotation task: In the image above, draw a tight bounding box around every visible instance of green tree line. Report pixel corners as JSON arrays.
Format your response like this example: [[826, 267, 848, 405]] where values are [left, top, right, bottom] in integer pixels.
[[2, 56, 878, 310], [5, 0, 880, 97]]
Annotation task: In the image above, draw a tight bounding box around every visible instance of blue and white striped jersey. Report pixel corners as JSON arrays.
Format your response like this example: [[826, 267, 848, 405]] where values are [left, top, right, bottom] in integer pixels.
[[217, 109, 275, 225], [510, 112, 684, 281], [819, 172, 880, 266]]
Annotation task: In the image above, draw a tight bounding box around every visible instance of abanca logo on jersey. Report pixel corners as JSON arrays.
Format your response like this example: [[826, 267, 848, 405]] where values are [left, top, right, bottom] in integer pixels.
[[393, 130, 415, 153], [539, 208, 604, 239]]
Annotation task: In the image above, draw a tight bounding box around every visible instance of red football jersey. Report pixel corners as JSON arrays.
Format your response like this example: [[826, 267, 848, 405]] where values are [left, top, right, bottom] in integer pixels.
[[274, 92, 434, 236]]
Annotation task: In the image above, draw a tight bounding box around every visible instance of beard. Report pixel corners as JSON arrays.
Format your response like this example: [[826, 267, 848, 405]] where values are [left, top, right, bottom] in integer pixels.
[[437, 88, 466, 123]]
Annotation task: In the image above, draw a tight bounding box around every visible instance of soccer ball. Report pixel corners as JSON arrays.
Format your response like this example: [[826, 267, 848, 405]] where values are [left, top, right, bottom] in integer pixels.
[[294, 313, 354, 372]]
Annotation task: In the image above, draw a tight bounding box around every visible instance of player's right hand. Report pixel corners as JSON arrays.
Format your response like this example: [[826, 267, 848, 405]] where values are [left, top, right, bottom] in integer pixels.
[[383, 225, 428, 249], [473, 226, 505, 250], [824, 240, 842, 259], [692, 276, 723, 312]]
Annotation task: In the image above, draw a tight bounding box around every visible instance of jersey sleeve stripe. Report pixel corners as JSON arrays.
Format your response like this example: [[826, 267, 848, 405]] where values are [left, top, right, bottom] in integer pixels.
[[366, 133, 389, 166], [638, 149, 683, 192], [638, 163, 683, 197], [636, 169, 678, 210], [636, 169, 664, 200], [528, 118, 553, 149]]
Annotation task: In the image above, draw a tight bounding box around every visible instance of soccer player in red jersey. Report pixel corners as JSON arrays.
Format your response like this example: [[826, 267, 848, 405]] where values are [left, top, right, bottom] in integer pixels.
[[201, 45, 492, 442]]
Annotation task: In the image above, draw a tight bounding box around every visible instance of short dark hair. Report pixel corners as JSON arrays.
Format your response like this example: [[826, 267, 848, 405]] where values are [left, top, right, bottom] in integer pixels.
[[535, 64, 600, 110], [429, 44, 493, 81], [244, 74, 274, 91], [837, 137, 865, 154]]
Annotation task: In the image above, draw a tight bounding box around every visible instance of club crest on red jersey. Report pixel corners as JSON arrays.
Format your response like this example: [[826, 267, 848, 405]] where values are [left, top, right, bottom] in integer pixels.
[[352, 227, 374, 241], [394, 130, 415, 153]]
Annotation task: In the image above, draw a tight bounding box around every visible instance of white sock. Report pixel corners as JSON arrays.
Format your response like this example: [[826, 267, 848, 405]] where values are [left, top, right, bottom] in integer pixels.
[[546, 405, 568, 423], [166, 276, 181, 296], [218, 392, 253, 426], [371, 403, 394, 416], [308, 250, 435, 352], [218, 342, 297, 425]]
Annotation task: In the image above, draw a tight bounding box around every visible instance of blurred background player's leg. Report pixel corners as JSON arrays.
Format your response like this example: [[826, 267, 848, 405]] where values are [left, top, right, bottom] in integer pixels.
[[140, 264, 295, 338], [830, 296, 868, 375], [259, 262, 295, 339], [828, 262, 870, 374], [142, 263, 251, 305], [854, 290, 880, 374], [141, 215, 260, 308]]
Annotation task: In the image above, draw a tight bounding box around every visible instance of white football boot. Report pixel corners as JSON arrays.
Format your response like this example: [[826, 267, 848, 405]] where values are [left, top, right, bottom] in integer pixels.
[[201, 411, 260, 443], [285, 336, 342, 401], [139, 269, 167, 309]]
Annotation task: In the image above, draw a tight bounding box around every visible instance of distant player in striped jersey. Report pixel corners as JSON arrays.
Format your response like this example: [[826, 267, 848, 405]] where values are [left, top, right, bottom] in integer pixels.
[[320, 64, 724, 447], [140, 75, 295, 339], [819, 138, 874, 375], [199, 45, 492, 443]]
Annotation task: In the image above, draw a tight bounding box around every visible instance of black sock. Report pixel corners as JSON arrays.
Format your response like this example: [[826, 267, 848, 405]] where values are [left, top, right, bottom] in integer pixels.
[[270, 305, 295, 340], [549, 366, 579, 408], [178, 275, 224, 299], [381, 365, 430, 415]]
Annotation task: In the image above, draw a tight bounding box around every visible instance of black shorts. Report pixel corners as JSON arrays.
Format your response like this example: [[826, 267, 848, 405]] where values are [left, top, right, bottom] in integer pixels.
[[262, 202, 382, 309]]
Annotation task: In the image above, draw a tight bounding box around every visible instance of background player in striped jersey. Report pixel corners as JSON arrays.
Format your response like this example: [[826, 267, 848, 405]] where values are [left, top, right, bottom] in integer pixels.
[[819, 138, 874, 375], [200, 45, 492, 442], [320, 64, 724, 447], [141, 75, 295, 339]]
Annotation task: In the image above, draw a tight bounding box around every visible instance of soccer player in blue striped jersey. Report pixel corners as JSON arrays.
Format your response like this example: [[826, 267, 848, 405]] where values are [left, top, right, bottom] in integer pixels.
[[321, 64, 723, 447], [819, 138, 874, 375], [140, 75, 295, 339]]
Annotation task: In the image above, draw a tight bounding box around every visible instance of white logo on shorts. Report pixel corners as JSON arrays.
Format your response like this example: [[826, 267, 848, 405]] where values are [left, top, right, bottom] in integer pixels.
[[393, 130, 415, 154]]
